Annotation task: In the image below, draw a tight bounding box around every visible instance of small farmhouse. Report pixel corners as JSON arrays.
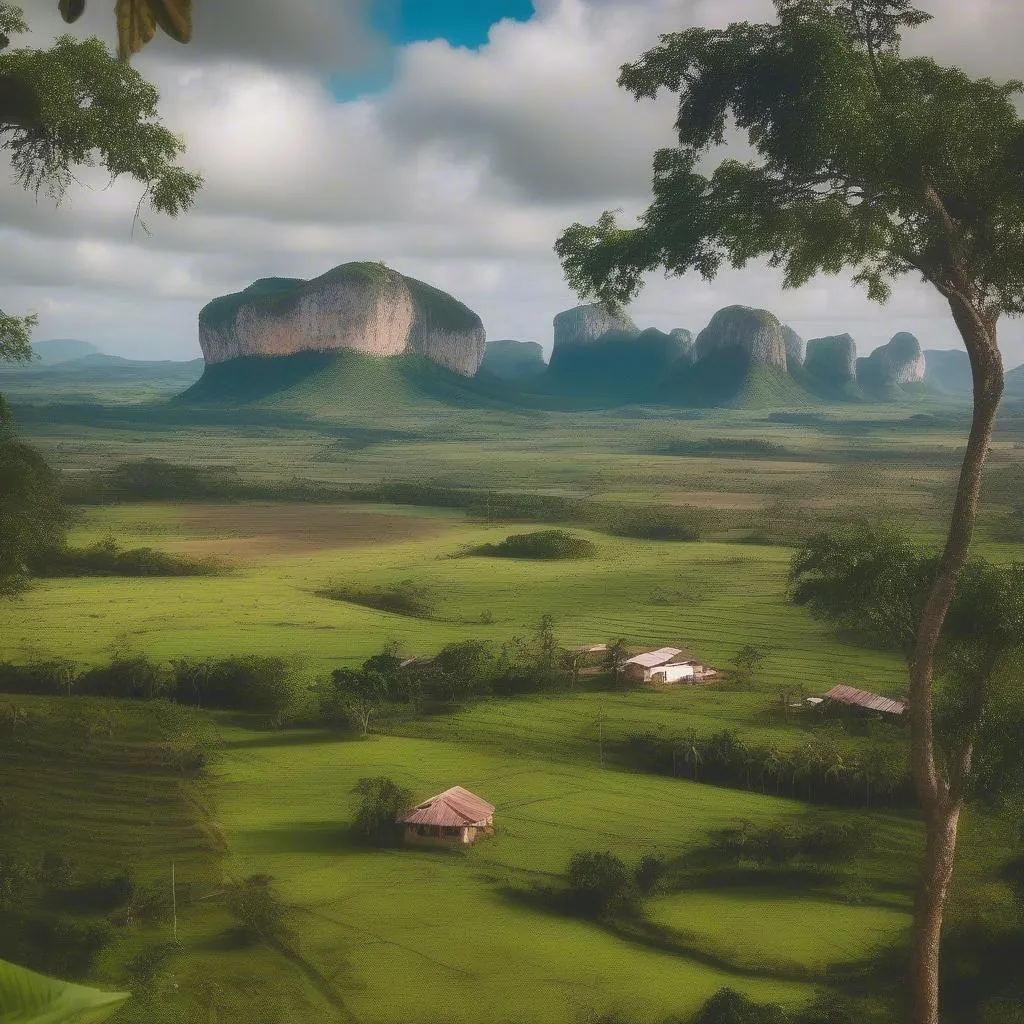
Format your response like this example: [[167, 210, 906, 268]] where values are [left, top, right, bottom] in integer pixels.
[[397, 786, 495, 848], [623, 647, 718, 685], [821, 684, 907, 718]]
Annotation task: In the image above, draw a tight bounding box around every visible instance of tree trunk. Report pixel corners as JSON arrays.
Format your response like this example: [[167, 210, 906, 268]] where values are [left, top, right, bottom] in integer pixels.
[[910, 802, 962, 1024], [906, 299, 1003, 1024]]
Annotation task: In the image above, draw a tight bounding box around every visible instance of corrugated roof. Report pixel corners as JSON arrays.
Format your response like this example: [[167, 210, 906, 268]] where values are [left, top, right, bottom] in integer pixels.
[[824, 684, 907, 716], [397, 786, 495, 827], [623, 647, 683, 669]]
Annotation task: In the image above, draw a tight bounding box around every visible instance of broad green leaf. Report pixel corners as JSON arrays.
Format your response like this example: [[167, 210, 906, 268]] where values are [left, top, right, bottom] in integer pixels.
[[0, 959, 130, 1024]]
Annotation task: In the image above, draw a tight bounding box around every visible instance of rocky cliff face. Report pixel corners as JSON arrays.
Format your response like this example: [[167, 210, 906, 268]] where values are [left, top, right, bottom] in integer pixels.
[[693, 306, 788, 371], [782, 325, 805, 369], [804, 334, 858, 386], [480, 339, 546, 379], [552, 303, 639, 351], [669, 328, 695, 364], [198, 262, 486, 377], [859, 332, 926, 388]]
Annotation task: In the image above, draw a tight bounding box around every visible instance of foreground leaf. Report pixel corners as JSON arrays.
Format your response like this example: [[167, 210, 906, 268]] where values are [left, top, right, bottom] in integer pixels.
[[0, 959, 129, 1024]]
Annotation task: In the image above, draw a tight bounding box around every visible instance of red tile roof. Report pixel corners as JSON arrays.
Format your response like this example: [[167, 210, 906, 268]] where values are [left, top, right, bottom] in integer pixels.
[[397, 786, 495, 827], [824, 684, 907, 716]]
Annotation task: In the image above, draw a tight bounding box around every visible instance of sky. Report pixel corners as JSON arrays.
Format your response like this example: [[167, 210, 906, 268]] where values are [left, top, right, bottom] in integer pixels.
[[1, 0, 1022, 366]]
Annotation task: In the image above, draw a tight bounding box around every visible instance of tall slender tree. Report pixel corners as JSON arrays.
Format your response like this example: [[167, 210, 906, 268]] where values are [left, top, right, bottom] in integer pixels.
[[555, 4, 1023, 1021]]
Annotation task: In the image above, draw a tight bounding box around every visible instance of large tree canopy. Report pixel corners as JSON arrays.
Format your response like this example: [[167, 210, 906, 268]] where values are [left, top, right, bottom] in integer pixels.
[[555, 5, 1023, 1023], [0, 4, 200, 212], [555, 0, 1024, 322], [0, 2, 200, 594]]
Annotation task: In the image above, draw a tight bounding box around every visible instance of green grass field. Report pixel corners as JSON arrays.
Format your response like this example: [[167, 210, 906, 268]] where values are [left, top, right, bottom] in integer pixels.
[[1, 384, 1021, 1023], [213, 725, 915, 1024], [0, 501, 910, 706]]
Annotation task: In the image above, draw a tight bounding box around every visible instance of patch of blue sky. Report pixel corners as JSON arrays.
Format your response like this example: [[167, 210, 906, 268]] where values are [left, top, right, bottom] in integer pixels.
[[329, 0, 535, 100]]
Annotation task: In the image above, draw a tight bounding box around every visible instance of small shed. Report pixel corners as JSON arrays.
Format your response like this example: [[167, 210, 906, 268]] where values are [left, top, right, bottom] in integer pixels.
[[822, 684, 907, 718], [623, 647, 717, 684], [397, 786, 495, 848]]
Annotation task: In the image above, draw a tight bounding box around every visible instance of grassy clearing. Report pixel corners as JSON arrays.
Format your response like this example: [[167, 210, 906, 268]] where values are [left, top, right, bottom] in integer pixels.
[[0, 502, 909, 705], [215, 725, 910, 1023]]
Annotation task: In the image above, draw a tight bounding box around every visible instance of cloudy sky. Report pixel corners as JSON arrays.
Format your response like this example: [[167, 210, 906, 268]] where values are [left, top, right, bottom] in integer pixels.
[[2, 0, 1022, 365]]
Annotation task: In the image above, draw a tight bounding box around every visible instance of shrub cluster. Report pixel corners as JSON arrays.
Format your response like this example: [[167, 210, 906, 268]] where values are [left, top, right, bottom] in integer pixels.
[[0, 853, 164, 978], [468, 529, 597, 560], [707, 821, 867, 866], [608, 506, 702, 542], [0, 654, 294, 718], [659, 437, 789, 456], [619, 728, 912, 808], [27, 538, 219, 577], [351, 776, 414, 846], [319, 579, 437, 618]]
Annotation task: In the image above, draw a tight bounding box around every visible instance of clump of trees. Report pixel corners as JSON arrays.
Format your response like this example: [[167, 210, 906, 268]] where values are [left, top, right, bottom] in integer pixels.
[[225, 875, 292, 947], [608, 506, 702, 542], [350, 777, 414, 847], [566, 851, 641, 918], [319, 579, 437, 618], [26, 537, 220, 578], [621, 727, 911, 809], [468, 530, 597, 560], [315, 618, 597, 733], [0, 653, 295, 722], [708, 820, 867, 867]]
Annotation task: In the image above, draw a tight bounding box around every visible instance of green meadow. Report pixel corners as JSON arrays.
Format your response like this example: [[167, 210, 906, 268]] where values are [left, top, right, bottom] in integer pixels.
[[1, 393, 1021, 1023], [0, 500, 908, 701]]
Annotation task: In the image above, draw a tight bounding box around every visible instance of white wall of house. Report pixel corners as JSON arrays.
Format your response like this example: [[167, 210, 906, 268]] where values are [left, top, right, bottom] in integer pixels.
[[651, 663, 696, 684]]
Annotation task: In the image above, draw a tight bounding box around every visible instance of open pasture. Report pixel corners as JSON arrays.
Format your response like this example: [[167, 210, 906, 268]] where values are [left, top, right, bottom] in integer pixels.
[[214, 726, 915, 1024], [0, 500, 908, 703]]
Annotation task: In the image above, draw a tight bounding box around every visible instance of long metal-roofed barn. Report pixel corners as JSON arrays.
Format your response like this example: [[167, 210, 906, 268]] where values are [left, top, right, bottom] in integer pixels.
[[823, 684, 907, 717], [622, 647, 718, 684], [397, 786, 495, 847]]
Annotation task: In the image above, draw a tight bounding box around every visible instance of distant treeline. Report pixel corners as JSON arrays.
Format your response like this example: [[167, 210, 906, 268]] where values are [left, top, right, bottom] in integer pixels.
[[0, 655, 292, 719], [617, 726, 913, 809], [657, 437, 790, 456], [62, 459, 897, 549]]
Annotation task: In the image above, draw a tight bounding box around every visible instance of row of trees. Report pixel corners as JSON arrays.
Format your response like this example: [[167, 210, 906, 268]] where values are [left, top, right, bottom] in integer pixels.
[[316, 617, 596, 734], [0, 654, 294, 719], [621, 727, 911, 808]]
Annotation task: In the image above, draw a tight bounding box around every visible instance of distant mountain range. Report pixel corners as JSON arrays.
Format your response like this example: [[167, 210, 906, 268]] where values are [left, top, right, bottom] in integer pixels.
[[1, 341, 203, 403], [6, 324, 1023, 413], [30, 338, 102, 364]]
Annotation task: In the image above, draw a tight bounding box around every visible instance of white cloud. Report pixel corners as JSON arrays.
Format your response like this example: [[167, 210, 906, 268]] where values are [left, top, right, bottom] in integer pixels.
[[0, 0, 1021, 367]]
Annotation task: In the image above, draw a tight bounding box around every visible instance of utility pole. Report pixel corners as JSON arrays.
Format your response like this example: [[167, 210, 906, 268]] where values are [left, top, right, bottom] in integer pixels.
[[597, 706, 605, 767], [171, 862, 177, 942]]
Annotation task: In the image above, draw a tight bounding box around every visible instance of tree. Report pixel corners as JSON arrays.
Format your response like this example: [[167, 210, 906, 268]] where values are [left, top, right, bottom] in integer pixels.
[[565, 851, 638, 917], [226, 874, 293, 946], [350, 776, 413, 847], [729, 645, 771, 688], [554, 5, 1022, 1020], [0, 437, 69, 597], [603, 639, 629, 683], [0, 3, 200, 599], [791, 526, 1024, 1013], [0, 4, 200, 231], [326, 667, 387, 736]]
